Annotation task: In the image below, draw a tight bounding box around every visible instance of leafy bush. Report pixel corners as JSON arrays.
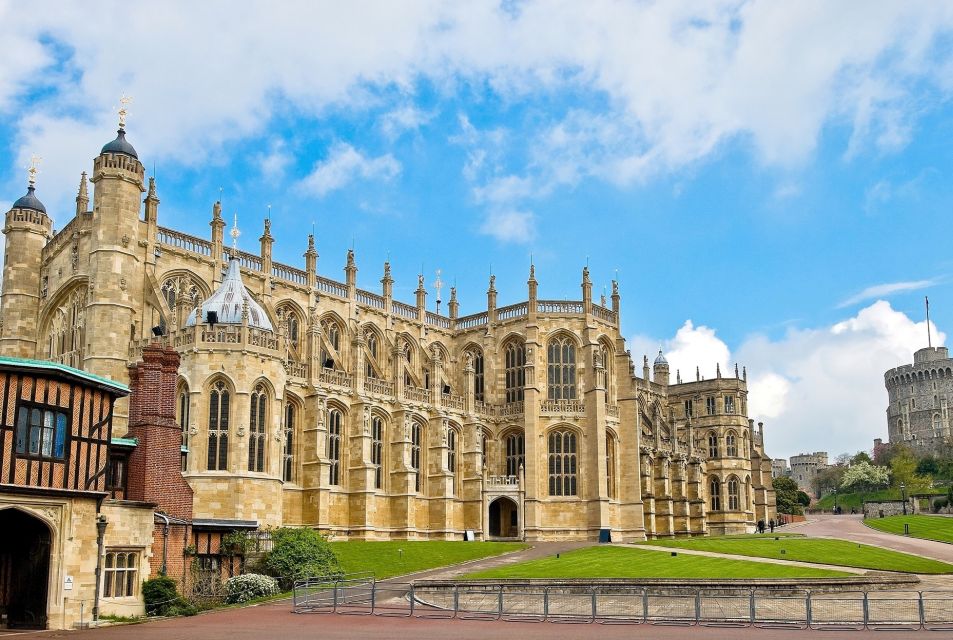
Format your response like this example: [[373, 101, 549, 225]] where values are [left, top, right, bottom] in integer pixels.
[[932, 497, 949, 513], [260, 527, 343, 589], [142, 576, 195, 617], [224, 573, 279, 603]]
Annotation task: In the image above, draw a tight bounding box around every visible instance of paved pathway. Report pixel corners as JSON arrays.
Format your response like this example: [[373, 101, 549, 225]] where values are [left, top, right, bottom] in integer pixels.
[[630, 541, 870, 574], [794, 514, 953, 563]]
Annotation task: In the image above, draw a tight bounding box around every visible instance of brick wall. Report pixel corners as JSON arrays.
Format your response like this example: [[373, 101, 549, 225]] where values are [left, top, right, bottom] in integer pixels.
[[126, 343, 193, 522]]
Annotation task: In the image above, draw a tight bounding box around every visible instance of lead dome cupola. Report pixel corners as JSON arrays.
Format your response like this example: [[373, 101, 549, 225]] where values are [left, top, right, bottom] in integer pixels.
[[185, 256, 273, 331], [101, 127, 138, 159], [11, 185, 46, 214], [654, 349, 668, 365]]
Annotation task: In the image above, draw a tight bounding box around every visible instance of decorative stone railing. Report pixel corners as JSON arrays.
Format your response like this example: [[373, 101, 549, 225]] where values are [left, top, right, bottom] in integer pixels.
[[284, 360, 309, 378], [157, 227, 213, 256], [357, 289, 386, 309], [501, 401, 524, 417], [272, 262, 307, 286], [365, 378, 395, 396], [316, 276, 348, 298], [486, 475, 520, 490], [541, 399, 586, 415], [427, 312, 451, 329], [318, 367, 353, 389], [537, 300, 584, 314], [391, 300, 418, 319], [441, 393, 464, 410], [592, 304, 618, 325], [496, 302, 528, 321], [457, 312, 488, 329], [403, 385, 430, 403]]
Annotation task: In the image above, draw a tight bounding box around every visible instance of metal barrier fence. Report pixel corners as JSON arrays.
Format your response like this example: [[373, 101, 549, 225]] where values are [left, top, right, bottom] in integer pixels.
[[291, 579, 953, 631]]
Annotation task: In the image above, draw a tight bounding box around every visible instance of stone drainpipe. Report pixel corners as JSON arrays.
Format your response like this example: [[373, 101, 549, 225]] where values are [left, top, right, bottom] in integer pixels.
[[93, 515, 108, 623]]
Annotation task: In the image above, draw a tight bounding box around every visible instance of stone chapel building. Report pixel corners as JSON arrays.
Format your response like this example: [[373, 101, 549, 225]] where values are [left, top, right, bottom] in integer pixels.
[[0, 118, 776, 545]]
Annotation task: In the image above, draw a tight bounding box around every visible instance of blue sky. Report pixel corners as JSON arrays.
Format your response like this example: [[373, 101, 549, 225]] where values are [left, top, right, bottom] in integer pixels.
[[1, 1, 952, 458]]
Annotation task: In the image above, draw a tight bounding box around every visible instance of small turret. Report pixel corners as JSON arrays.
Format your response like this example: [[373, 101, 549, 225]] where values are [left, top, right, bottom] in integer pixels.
[[653, 349, 670, 386], [0, 160, 52, 357]]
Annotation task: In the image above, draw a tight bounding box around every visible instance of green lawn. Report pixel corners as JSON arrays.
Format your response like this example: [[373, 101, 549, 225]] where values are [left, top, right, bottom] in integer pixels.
[[865, 514, 953, 544], [330, 541, 528, 579], [465, 546, 848, 579], [635, 534, 953, 574]]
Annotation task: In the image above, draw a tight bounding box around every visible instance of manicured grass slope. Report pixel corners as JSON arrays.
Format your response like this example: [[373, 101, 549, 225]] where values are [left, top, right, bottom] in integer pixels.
[[636, 535, 953, 574], [331, 541, 528, 579], [466, 546, 848, 579], [865, 514, 953, 544]]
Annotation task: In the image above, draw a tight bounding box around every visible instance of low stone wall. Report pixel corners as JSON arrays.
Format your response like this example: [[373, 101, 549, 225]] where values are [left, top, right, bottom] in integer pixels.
[[863, 500, 913, 518]]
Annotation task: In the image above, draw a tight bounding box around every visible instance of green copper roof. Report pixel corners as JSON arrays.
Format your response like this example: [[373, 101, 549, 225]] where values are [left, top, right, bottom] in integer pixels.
[[0, 355, 129, 395], [111, 437, 138, 447]]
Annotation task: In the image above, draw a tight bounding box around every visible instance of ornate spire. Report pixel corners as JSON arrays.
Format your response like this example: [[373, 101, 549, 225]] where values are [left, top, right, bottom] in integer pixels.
[[716, 362, 722, 378], [28, 154, 41, 187], [75, 171, 89, 215]]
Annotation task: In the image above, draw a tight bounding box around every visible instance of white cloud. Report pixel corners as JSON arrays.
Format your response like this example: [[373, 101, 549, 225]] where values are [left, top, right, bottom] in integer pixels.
[[838, 279, 938, 308], [379, 106, 436, 140], [479, 208, 535, 243], [5, 1, 953, 214], [297, 143, 400, 197], [630, 301, 942, 460], [256, 138, 290, 180]]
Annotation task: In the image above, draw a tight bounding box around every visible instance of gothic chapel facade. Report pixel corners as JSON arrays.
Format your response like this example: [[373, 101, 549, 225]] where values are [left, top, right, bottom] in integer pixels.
[[0, 121, 775, 541]]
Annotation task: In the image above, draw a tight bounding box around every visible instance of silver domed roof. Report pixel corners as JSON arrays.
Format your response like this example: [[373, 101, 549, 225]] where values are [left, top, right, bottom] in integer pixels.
[[185, 257, 273, 331], [654, 349, 668, 366]]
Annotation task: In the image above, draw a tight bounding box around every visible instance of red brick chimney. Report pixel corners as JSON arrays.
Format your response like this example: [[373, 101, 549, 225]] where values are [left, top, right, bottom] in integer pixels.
[[125, 343, 193, 521]]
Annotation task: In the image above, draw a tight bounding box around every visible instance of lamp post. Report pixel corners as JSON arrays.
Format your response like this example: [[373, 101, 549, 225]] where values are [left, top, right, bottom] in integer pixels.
[[833, 488, 838, 514], [900, 482, 907, 515], [93, 515, 108, 624]]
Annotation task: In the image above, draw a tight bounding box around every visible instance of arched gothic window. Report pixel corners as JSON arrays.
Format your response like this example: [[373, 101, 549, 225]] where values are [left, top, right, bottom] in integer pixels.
[[283, 402, 296, 482], [327, 409, 343, 485], [547, 336, 576, 400], [601, 344, 611, 391], [726, 432, 737, 457], [365, 332, 379, 379], [504, 341, 525, 404], [448, 427, 458, 494], [744, 476, 751, 510], [548, 430, 578, 496], [411, 422, 422, 493], [178, 383, 190, 472], [47, 286, 87, 368], [727, 477, 740, 510], [321, 319, 342, 369], [248, 384, 267, 472], [709, 476, 722, 511], [505, 432, 525, 477], [372, 416, 384, 490], [469, 348, 485, 402], [708, 432, 719, 458], [287, 312, 299, 350], [933, 413, 942, 434], [606, 434, 617, 499], [207, 381, 229, 471]]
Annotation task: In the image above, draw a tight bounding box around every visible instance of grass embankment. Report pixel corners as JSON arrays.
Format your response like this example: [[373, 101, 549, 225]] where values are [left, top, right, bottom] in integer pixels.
[[331, 541, 528, 579], [865, 514, 953, 544], [816, 488, 944, 511], [466, 546, 849, 580], [636, 534, 953, 574]]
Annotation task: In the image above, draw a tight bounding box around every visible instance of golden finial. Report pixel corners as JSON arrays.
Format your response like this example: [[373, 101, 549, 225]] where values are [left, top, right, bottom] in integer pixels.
[[230, 213, 241, 250], [118, 94, 133, 129], [27, 154, 42, 187]]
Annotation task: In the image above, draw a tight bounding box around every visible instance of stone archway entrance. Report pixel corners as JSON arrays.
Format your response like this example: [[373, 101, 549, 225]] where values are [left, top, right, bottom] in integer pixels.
[[488, 497, 519, 539], [0, 509, 52, 629]]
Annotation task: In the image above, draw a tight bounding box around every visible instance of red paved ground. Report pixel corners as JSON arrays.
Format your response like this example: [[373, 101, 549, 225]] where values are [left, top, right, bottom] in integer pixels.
[[794, 514, 953, 563], [11, 599, 935, 640]]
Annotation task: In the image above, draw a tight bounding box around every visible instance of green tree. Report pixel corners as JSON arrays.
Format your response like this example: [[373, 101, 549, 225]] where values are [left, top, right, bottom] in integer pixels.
[[916, 456, 939, 477], [890, 448, 931, 492], [851, 451, 872, 466], [812, 465, 845, 498], [796, 490, 811, 507], [773, 476, 803, 515], [840, 461, 890, 493], [260, 527, 343, 589]]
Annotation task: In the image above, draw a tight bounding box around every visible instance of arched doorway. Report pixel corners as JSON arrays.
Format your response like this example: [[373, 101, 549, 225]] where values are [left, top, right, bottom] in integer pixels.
[[488, 497, 519, 538], [0, 509, 52, 629]]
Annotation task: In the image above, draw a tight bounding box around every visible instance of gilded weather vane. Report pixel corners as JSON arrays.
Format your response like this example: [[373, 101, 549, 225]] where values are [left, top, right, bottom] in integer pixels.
[[230, 213, 241, 250], [27, 154, 42, 186], [118, 94, 133, 128]]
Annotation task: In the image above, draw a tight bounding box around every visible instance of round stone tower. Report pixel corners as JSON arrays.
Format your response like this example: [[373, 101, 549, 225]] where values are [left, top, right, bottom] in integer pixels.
[[0, 170, 52, 358]]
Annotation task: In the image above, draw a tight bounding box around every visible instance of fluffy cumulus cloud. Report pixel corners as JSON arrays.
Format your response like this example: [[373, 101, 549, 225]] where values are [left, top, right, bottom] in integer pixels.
[[3, 1, 953, 225], [297, 143, 400, 197], [631, 301, 943, 460]]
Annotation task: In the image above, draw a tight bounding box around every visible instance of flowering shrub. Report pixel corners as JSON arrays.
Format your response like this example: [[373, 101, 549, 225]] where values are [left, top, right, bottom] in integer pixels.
[[224, 573, 279, 604]]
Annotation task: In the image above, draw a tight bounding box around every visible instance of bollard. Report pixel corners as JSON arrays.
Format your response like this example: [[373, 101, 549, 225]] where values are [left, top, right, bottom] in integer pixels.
[[904, 523, 910, 536]]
